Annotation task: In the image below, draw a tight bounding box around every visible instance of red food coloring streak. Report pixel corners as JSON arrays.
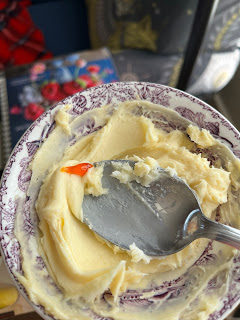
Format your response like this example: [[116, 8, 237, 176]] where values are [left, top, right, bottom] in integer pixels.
[[61, 163, 93, 176]]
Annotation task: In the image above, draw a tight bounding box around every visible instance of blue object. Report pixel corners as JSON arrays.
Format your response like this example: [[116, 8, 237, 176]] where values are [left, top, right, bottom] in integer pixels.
[[29, 0, 90, 56]]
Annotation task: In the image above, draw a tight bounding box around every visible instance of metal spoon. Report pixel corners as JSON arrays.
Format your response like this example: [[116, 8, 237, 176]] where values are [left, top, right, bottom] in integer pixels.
[[82, 160, 240, 256]]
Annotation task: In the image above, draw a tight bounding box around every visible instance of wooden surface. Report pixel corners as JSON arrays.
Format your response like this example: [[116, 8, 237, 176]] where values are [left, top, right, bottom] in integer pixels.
[[0, 312, 42, 320], [0, 294, 34, 317], [0, 258, 34, 318]]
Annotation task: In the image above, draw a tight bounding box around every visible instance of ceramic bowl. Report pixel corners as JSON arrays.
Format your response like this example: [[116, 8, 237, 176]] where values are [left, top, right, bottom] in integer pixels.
[[1, 82, 240, 320]]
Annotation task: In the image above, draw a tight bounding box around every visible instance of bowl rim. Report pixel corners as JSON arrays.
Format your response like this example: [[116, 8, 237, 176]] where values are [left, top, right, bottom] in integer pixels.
[[1, 81, 240, 320]]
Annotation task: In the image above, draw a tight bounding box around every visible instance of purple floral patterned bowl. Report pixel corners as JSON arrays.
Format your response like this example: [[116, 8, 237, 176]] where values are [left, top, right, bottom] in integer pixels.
[[1, 82, 240, 320]]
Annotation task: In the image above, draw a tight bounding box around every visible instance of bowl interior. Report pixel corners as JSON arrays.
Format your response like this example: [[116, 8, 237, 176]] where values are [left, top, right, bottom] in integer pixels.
[[1, 82, 240, 320]]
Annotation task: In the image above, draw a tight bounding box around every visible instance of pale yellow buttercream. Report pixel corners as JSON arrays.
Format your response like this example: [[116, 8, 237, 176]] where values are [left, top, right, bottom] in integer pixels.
[[14, 100, 240, 320]]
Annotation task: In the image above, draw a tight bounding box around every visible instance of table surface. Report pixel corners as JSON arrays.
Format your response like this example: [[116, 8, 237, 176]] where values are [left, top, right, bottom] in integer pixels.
[[0, 259, 35, 318]]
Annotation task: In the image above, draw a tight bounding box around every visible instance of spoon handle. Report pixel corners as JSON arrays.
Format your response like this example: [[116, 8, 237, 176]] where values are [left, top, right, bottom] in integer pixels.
[[197, 213, 240, 250]]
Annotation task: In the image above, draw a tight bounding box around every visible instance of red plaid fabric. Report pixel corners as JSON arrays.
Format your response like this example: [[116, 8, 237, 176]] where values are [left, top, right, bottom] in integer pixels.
[[0, 0, 53, 69]]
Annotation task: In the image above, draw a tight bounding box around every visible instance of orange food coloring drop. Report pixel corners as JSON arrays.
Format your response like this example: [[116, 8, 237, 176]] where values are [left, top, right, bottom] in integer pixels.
[[61, 163, 93, 176]]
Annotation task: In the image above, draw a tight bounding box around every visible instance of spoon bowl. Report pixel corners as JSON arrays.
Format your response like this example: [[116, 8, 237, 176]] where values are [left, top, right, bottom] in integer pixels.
[[83, 160, 240, 256]]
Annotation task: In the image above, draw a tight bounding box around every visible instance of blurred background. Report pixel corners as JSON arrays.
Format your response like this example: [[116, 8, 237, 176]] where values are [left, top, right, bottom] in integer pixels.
[[1, 0, 240, 161], [1, 0, 240, 318]]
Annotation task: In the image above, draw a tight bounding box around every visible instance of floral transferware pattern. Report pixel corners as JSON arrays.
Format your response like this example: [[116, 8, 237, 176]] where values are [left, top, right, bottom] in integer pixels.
[[1, 82, 240, 320]]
